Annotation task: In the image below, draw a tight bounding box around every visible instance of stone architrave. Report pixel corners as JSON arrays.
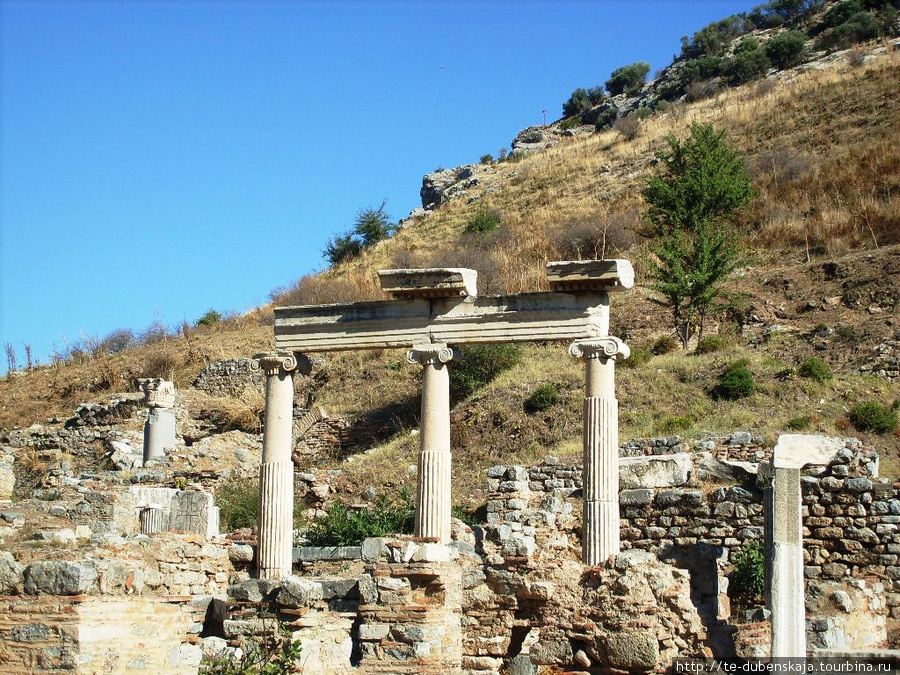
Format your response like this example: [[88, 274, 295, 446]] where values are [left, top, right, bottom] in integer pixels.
[[138, 379, 177, 463], [407, 344, 457, 544], [251, 352, 310, 580], [765, 434, 843, 658], [569, 336, 630, 565]]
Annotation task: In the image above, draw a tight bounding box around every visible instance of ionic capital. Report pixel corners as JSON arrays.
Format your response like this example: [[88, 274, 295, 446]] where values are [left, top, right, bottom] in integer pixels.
[[138, 378, 176, 409], [251, 352, 311, 377], [568, 336, 630, 362], [407, 343, 457, 366]]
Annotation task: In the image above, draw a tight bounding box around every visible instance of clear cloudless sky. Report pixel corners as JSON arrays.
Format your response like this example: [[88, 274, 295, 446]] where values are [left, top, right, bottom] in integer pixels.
[[1, 0, 758, 370]]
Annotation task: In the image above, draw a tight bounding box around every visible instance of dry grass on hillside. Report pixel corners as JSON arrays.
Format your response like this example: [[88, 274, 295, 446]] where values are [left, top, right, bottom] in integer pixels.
[[271, 55, 899, 311]]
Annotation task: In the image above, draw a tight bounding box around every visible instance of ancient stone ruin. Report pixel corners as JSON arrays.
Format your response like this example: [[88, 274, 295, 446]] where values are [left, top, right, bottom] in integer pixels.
[[1, 261, 899, 673]]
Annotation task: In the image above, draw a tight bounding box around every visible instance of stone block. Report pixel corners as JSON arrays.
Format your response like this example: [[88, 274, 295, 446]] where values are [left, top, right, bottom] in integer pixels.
[[358, 623, 390, 641], [601, 631, 660, 671], [620, 489, 653, 506], [619, 454, 693, 489], [24, 561, 98, 595], [0, 550, 24, 593], [276, 576, 323, 608]]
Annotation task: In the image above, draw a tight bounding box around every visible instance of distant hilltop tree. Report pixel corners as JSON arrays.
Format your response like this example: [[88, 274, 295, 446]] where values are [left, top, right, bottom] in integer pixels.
[[605, 61, 651, 96], [324, 200, 397, 267]]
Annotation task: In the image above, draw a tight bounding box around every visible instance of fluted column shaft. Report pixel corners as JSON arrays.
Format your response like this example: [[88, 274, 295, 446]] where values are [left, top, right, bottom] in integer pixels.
[[408, 344, 456, 544], [569, 337, 629, 565], [252, 353, 301, 580]]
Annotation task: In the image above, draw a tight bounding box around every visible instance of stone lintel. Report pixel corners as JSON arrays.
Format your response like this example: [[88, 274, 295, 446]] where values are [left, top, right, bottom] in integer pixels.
[[773, 434, 844, 469], [378, 268, 477, 299], [547, 259, 635, 292], [274, 291, 609, 353]]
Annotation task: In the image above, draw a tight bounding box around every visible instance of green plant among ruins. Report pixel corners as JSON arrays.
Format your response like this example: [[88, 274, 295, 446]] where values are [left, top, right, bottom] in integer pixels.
[[728, 539, 765, 608], [217, 478, 303, 532], [304, 489, 414, 546], [200, 618, 301, 675]]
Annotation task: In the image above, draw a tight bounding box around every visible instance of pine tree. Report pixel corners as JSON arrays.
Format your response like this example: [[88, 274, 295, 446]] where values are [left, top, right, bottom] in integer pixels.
[[642, 123, 755, 347]]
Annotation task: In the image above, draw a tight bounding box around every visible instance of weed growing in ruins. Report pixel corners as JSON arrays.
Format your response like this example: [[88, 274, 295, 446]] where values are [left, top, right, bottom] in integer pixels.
[[304, 489, 414, 546], [200, 617, 301, 675], [217, 478, 261, 531], [729, 539, 765, 607]]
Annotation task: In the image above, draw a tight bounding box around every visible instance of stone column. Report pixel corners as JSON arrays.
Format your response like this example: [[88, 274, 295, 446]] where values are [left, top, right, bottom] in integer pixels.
[[569, 337, 630, 565], [139, 378, 177, 464], [140, 506, 164, 534], [251, 352, 307, 580], [769, 464, 805, 658], [765, 434, 843, 658], [407, 344, 456, 544]]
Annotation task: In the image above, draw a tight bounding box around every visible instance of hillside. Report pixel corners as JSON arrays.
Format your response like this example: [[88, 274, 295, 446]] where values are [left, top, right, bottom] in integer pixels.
[[1, 37, 899, 509]]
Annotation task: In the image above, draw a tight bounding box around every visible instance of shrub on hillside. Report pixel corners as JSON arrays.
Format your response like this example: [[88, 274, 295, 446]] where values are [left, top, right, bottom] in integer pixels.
[[651, 335, 679, 355], [620, 346, 652, 369], [659, 416, 693, 434], [715, 360, 755, 400], [605, 62, 651, 96], [820, 9, 880, 48], [195, 309, 223, 328], [562, 88, 592, 118], [304, 492, 414, 546], [324, 201, 396, 267], [786, 415, 814, 431], [464, 209, 501, 234], [613, 115, 641, 141], [524, 383, 560, 413], [724, 39, 771, 85], [520, 130, 543, 143], [97, 328, 135, 355], [695, 335, 727, 354], [480, 154, 494, 165], [586, 85, 607, 104], [848, 401, 898, 433], [798, 356, 833, 383], [450, 343, 522, 403], [765, 30, 808, 69]]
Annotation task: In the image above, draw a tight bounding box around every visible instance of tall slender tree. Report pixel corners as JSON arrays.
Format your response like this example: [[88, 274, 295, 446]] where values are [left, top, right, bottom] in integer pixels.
[[643, 123, 755, 347]]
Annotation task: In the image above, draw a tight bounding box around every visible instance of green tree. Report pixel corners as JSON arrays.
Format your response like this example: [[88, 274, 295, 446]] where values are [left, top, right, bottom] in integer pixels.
[[323, 200, 396, 267], [643, 123, 755, 347], [605, 62, 651, 96], [562, 87, 591, 118], [764, 30, 808, 69]]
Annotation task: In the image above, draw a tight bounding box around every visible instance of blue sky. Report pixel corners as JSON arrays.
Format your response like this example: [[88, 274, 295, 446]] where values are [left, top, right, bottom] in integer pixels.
[[1, 0, 757, 369]]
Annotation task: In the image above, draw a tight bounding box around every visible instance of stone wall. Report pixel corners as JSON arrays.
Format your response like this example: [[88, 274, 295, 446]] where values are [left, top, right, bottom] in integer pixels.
[[0, 595, 206, 674], [192, 359, 264, 397]]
